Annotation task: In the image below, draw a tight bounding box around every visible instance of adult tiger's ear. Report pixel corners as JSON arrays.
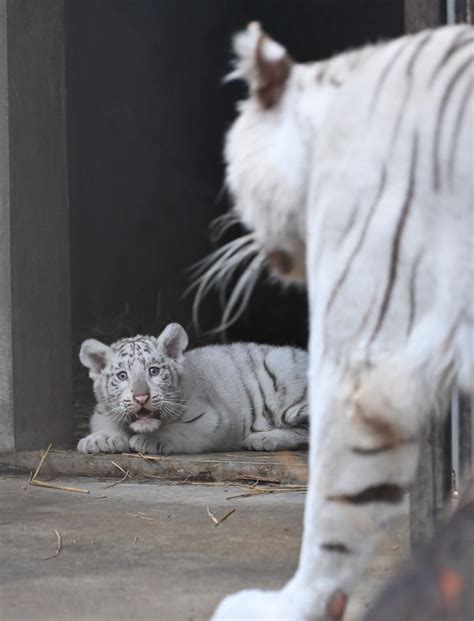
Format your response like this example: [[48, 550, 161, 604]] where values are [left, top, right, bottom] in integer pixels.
[[158, 323, 189, 362], [227, 21, 293, 109], [79, 339, 111, 380]]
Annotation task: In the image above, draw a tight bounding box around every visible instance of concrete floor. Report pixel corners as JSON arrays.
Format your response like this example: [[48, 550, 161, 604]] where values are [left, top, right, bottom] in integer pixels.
[[0, 475, 408, 621]]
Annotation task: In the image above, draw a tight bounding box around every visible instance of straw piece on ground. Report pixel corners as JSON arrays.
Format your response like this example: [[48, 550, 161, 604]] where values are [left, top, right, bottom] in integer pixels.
[[30, 480, 90, 494], [215, 508, 236, 527], [32, 443, 52, 480], [206, 505, 236, 527], [104, 470, 131, 489], [226, 492, 266, 500], [139, 452, 162, 463], [206, 505, 220, 526], [179, 480, 237, 488], [104, 462, 132, 489], [29, 443, 90, 494], [240, 474, 281, 484], [42, 528, 62, 560], [111, 461, 131, 477], [125, 452, 163, 463], [226, 487, 306, 500]]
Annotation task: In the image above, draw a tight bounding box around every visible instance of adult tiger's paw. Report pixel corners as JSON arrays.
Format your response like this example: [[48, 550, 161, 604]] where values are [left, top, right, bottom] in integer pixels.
[[212, 590, 291, 621], [77, 432, 129, 454]]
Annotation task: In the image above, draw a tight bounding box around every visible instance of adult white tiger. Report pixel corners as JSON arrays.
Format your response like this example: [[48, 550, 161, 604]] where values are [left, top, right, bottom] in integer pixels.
[[212, 22, 473, 621]]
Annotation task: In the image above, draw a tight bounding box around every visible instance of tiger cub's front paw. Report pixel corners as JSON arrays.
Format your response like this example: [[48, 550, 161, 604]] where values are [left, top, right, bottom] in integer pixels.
[[129, 433, 160, 455], [129, 434, 175, 456], [77, 432, 129, 454], [243, 432, 283, 452]]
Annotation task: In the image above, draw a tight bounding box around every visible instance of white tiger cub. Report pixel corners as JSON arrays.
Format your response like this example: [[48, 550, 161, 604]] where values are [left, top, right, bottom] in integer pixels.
[[77, 323, 309, 455], [213, 22, 473, 621]]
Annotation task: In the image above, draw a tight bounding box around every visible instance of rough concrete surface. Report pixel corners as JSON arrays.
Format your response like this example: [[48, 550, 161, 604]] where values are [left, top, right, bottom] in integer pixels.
[[0, 449, 308, 484], [0, 475, 408, 621]]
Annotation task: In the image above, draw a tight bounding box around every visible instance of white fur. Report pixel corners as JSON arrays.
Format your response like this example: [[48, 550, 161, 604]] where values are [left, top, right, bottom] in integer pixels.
[[213, 24, 473, 620], [78, 323, 309, 455], [227, 22, 287, 84]]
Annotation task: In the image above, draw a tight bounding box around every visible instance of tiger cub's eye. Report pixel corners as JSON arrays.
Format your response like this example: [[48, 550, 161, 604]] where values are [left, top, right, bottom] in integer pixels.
[[117, 371, 128, 381], [149, 366, 160, 377]]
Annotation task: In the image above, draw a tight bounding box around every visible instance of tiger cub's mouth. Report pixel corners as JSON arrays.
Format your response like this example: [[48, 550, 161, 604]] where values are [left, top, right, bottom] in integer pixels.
[[133, 408, 160, 421], [129, 408, 162, 434]]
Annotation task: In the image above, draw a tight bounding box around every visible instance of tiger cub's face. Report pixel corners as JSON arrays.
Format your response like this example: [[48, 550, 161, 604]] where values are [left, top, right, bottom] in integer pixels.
[[224, 23, 330, 285], [80, 324, 188, 433]]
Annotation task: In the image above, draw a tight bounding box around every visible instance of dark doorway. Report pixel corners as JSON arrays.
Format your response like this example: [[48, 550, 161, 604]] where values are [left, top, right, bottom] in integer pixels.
[[65, 0, 404, 436]]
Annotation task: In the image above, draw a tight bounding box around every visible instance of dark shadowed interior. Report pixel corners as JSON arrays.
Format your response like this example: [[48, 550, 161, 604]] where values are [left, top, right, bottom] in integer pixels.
[[65, 0, 404, 431]]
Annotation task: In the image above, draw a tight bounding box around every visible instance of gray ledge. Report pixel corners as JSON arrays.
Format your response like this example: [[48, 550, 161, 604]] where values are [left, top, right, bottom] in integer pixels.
[[0, 450, 308, 484]]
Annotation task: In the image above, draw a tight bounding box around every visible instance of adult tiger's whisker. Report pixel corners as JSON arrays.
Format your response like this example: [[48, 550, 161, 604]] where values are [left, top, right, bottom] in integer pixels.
[[186, 233, 255, 282], [209, 212, 240, 243], [215, 253, 266, 333], [186, 232, 263, 333], [187, 236, 257, 301]]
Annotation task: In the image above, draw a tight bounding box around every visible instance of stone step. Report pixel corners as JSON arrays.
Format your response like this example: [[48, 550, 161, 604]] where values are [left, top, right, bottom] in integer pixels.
[[0, 449, 308, 484]]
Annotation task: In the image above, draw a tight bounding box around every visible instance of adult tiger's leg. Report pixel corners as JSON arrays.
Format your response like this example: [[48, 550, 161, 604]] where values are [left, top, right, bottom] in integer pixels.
[[212, 353, 426, 621], [279, 356, 425, 620]]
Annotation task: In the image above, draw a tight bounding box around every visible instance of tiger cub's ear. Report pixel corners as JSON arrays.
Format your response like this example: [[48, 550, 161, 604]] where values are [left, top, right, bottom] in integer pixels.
[[80, 339, 111, 380], [157, 323, 189, 363], [227, 21, 293, 109]]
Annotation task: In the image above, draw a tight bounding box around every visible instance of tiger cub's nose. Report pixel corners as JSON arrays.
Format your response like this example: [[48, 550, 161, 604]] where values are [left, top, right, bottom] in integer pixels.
[[133, 394, 150, 405]]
